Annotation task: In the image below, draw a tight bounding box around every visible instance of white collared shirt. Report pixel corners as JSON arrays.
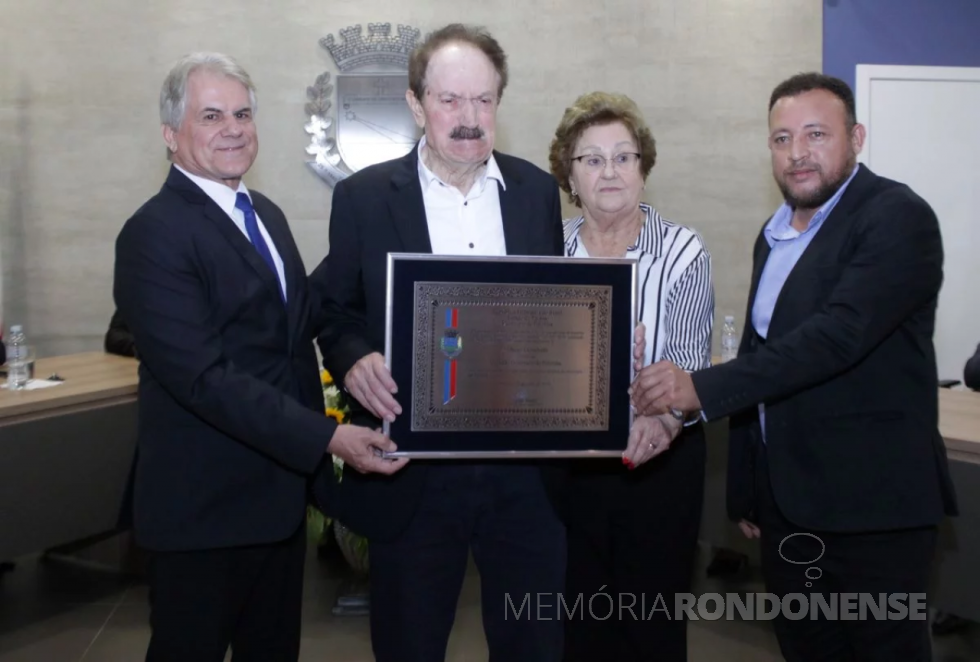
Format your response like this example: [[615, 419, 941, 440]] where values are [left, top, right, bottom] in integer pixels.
[[416, 136, 507, 256], [174, 164, 287, 300]]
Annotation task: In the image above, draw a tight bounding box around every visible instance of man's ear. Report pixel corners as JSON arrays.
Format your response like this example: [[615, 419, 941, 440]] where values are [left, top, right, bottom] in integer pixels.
[[851, 122, 867, 156], [162, 124, 178, 154], [406, 89, 425, 130]]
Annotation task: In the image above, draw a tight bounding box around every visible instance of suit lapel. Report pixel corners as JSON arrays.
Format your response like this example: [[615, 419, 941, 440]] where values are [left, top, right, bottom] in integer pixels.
[[782, 164, 873, 286], [251, 194, 302, 351], [200, 199, 285, 306], [386, 148, 528, 255], [165, 167, 291, 336], [747, 226, 772, 309], [495, 153, 528, 256], [499, 183, 528, 256], [388, 148, 433, 254], [740, 229, 771, 346], [766, 164, 875, 333], [251, 195, 296, 300]]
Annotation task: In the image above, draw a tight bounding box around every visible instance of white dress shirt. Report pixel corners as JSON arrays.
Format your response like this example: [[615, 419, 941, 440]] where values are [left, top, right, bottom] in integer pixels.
[[174, 164, 287, 300], [416, 136, 507, 256]]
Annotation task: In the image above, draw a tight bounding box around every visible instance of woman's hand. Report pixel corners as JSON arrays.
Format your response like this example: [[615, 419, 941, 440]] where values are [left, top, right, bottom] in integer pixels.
[[633, 322, 647, 371], [622, 414, 683, 469]]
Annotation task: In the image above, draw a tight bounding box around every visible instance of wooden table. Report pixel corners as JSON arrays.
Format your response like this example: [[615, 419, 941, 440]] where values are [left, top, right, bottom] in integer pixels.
[[939, 388, 980, 465], [0, 352, 138, 422], [0, 352, 139, 560]]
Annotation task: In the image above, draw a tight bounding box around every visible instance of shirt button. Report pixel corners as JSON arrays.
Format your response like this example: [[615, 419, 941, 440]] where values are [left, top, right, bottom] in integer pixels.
[[464, 201, 468, 206], [469, 243, 475, 249]]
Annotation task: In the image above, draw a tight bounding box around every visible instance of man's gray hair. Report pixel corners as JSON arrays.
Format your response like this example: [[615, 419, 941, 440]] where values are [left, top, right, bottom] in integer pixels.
[[159, 52, 257, 130]]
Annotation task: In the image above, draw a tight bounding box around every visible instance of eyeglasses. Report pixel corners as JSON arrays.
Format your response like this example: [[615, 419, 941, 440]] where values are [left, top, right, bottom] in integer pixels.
[[570, 152, 641, 172]]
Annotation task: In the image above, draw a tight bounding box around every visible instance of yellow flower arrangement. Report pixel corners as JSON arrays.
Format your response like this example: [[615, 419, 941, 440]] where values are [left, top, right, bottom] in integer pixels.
[[308, 369, 350, 543], [308, 368, 370, 577], [321, 370, 349, 424]]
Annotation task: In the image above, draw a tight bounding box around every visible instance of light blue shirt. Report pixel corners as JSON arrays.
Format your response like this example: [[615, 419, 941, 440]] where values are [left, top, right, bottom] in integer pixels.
[[753, 165, 858, 440]]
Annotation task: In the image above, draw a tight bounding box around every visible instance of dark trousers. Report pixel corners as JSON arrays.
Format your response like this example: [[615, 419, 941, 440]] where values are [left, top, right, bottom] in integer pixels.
[[756, 444, 937, 662], [563, 423, 706, 662], [368, 463, 566, 662], [145, 523, 306, 662]]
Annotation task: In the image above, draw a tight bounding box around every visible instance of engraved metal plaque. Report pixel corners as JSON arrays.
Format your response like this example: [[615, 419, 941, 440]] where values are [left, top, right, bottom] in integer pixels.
[[383, 254, 637, 458], [411, 283, 612, 432]]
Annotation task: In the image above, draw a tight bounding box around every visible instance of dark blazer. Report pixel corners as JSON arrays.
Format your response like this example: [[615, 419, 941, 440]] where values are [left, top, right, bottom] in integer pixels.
[[693, 164, 957, 533], [311, 147, 564, 542], [114, 166, 338, 552], [965, 344, 980, 390]]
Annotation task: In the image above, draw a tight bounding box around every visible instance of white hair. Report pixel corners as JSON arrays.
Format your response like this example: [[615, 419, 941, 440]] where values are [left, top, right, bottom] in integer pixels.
[[159, 52, 257, 130]]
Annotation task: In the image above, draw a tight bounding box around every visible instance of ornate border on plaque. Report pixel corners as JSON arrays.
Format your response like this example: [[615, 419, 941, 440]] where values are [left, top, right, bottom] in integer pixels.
[[411, 283, 613, 432]]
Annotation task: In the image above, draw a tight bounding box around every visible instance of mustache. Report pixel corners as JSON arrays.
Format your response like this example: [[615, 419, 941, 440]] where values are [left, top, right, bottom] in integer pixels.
[[785, 161, 819, 176], [449, 125, 484, 140]]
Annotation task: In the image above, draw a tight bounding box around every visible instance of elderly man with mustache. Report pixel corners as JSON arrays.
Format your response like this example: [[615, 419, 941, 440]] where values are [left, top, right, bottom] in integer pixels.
[[310, 23, 569, 662]]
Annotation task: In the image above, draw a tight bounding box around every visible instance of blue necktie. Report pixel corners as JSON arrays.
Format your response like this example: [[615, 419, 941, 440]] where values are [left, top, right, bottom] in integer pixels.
[[235, 192, 283, 299]]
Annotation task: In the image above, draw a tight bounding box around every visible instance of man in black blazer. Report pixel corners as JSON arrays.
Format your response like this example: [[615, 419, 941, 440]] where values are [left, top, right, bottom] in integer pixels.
[[631, 73, 957, 661], [114, 52, 404, 662], [311, 24, 566, 662]]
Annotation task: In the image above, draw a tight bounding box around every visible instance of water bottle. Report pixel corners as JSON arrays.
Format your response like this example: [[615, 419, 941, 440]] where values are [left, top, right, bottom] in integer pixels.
[[5, 325, 33, 390], [721, 315, 739, 362]]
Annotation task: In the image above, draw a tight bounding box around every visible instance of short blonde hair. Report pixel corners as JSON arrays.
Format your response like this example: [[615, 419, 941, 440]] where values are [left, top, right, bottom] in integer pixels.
[[548, 92, 657, 207]]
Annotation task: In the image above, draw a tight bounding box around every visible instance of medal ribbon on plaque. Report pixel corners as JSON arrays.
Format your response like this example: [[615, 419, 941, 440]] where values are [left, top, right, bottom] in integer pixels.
[[440, 308, 463, 404]]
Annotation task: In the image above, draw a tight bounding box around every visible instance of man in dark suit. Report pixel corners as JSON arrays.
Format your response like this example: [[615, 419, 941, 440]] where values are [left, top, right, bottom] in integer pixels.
[[311, 24, 566, 662], [630, 72, 958, 661], [114, 52, 405, 662]]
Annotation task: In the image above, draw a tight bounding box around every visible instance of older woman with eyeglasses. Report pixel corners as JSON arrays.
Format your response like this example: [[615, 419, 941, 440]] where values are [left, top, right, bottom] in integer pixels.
[[549, 92, 714, 662]]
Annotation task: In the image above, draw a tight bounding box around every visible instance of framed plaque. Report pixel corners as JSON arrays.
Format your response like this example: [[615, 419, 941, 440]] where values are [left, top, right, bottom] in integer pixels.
[[383, 253, 637, 458]]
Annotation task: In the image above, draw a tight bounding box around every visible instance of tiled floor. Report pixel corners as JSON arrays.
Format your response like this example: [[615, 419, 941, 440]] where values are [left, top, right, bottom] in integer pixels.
[[1, 540, 978, 661]]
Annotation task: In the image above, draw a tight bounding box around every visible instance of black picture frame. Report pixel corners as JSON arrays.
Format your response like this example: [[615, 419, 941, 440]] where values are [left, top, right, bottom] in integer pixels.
[[383, 253, 637, 458]]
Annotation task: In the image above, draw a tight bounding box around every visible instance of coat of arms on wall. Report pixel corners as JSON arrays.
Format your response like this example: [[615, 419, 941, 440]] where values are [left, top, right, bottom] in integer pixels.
[[305, 23, 423, 187]]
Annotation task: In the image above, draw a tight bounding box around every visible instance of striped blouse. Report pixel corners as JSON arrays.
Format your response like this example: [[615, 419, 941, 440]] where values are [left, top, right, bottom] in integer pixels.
[[564, 203, 714, 371]]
